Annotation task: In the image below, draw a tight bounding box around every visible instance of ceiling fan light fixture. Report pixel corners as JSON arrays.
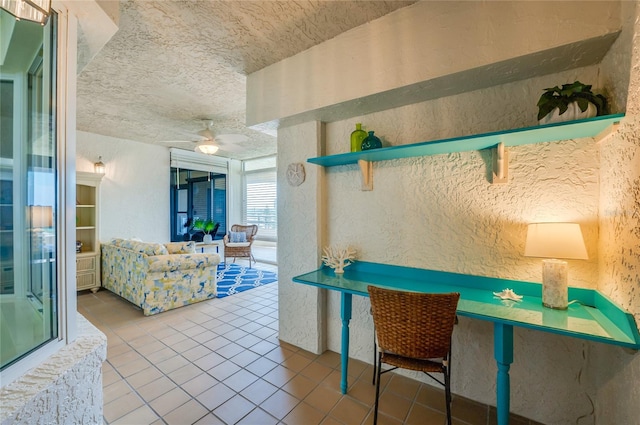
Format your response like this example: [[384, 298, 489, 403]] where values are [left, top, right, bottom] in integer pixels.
[[195, 140, 219, 155]]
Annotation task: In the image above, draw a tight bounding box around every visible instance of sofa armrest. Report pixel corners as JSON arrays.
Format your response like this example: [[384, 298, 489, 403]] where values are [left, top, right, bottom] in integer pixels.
[[147, 253, 220, 273]]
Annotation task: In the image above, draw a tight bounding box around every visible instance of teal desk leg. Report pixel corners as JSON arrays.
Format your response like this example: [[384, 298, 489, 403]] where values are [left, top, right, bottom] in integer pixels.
[[494, 323, 514, 425], [340, 292, 353, 394]]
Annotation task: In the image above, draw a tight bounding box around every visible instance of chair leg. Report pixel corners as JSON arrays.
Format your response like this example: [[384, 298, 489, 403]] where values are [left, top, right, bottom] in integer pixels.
[[372, 329, 377, 385], [373, 352, 382, 425], [444, 363, 452, 425]]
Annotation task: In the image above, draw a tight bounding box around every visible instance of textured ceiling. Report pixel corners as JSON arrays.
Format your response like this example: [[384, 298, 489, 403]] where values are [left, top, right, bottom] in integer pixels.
[[76, 0, 415, 159]]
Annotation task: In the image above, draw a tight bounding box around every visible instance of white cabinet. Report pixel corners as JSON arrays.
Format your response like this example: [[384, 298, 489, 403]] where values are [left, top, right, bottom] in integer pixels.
[[76, 172, 103, 292]]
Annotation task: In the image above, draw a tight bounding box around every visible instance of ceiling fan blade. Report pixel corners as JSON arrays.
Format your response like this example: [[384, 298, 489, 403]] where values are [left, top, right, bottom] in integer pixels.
[[215, 134, 248, 144]]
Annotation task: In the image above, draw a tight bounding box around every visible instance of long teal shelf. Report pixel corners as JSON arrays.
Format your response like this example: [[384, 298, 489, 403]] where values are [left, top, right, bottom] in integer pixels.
[[308, 113, 624, 167]]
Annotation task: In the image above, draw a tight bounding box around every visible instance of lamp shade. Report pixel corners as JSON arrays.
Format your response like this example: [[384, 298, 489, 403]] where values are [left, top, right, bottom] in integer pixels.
[[1, 0, 51, 24], [524, 222, 588, 260]]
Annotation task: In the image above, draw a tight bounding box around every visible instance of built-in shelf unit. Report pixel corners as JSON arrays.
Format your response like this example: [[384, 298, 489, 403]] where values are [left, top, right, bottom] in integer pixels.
[[76, 172, 103, 293]]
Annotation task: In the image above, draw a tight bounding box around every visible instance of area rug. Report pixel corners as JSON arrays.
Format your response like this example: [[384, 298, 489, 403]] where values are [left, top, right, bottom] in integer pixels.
[[216, 263, 278, 298]]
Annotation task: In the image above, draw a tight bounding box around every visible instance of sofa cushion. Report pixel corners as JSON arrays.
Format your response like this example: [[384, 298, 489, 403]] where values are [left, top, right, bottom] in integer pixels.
[[147, 253, 220, 272], [111, 239, 169, 256], [165, 241, 196, 254], [226, 242, 251, 247]]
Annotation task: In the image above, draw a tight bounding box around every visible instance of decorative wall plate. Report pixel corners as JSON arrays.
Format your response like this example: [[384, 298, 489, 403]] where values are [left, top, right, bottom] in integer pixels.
[[286, 163, 305, 186]]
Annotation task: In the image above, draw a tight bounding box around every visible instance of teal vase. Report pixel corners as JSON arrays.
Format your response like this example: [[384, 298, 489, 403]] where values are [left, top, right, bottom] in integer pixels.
[[361, 131, 382, 150], [350, 123, 367, 152]]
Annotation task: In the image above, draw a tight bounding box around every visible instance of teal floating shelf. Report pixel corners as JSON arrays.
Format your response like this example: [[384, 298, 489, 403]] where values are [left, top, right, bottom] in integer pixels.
[[308, 113, 624, 168]]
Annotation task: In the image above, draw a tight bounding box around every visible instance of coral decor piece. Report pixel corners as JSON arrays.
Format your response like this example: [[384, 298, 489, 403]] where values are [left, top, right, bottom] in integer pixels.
[[322, 245, 357, 274]]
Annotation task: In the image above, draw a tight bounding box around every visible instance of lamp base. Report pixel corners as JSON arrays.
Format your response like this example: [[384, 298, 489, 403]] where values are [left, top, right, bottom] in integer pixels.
[[542, 259, 568, 310]]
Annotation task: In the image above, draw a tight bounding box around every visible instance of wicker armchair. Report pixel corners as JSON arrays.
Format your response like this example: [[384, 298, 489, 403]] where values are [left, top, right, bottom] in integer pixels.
[[368, 285, 460, 425], [223, 224, 258, 268]]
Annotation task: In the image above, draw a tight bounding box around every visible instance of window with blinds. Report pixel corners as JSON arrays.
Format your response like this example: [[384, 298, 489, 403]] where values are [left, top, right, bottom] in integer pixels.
[[243, 157, 277, 241]]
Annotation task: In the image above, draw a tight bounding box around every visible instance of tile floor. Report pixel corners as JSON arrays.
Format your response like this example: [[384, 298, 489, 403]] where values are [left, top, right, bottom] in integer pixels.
[[78, 260, 542, 425]]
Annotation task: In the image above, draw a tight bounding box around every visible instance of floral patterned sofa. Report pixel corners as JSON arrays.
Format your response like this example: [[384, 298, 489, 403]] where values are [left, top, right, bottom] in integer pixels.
[[101, 238, 220, 315]]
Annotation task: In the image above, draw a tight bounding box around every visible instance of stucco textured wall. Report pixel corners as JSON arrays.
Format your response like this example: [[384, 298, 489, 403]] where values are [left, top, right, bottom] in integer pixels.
[[277, 122, 328, 353], [271, 2, 639, 423], [0, 314, 107, 425], [76, 131, 170, 243], [594, 4, 640, 417], [319, 69, 603, 423]]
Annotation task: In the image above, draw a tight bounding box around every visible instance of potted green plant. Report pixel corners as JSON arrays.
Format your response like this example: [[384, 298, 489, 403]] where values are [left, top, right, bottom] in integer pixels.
[[193, 218, 217, 244], [537, 81, 607, 124]]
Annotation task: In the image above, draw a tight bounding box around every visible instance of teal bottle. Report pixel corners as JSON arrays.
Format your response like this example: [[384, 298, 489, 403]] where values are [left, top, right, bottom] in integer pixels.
[[350, 123, 367, 152], [361, 131, 382, 150]]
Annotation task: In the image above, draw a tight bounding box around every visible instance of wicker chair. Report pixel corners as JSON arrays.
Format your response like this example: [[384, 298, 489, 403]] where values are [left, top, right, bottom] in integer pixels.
[[223, 224, 258, 268], [367, 286, 460, 425]]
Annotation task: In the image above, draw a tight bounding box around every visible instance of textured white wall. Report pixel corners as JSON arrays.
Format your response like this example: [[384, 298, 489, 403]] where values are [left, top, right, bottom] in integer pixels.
[[319, 68, 603, 423], [268, 2, 639, 423], [594, 3, 640, 421], [76, 131, 170, 243], [277, 122, 328, 353], [0, 315, 107, 425]]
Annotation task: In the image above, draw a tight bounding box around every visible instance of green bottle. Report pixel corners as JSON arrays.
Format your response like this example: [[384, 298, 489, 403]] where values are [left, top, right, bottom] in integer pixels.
[[350, 123, 367, 152]]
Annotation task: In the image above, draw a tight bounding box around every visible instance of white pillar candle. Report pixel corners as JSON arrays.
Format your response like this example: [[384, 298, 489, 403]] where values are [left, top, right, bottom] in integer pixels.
[[542, 259, 568, 309]]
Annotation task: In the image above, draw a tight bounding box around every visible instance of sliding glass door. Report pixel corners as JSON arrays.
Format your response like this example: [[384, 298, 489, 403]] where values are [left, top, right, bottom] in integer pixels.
[[170, 168, 227, 242], [0, 9, 58, 370]]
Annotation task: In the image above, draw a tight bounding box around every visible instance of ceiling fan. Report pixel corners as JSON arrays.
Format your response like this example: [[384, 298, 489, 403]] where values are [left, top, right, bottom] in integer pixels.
[[161, 120, 248, 155]]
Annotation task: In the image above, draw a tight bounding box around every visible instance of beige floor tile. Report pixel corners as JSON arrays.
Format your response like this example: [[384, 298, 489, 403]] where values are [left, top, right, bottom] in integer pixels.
[[386, 373, 422, 400], [181, 344, 213, 362], [223, 368, 259, 392], [378, 389, 412, 421], [181, 372, 219, 397], [281, 373, 317, 399], [282, 401, 326, 425], [162, 399, 209, 425], [262, 364, 296, 388], [208, 359, 242, 381], [126, 366, 163, 389], [156, 354, 190, 374], [300, 361, 334, 383], [137, 376, 178, 402], [196, 383, 236, 411], [304, 385, 342, 413], [145, 346, 178, 364], [148, 387, 192, 417], [103, 379, 133, 405], [111, 405, 160, 425], [239, 378, 279, 405], [244, 356, 279, 377], [192, 350, 227, 371], [236, 407, 279, 425], [405, 402, 448, 425], [212, 394, 257, 424], [115, 356, 153, 378], [103, 392, 145, 423], [78, 277, 534, 425], [193, 413, 226, 425], [167, 363, 203, 385], [328, 396, 370, 425], [259, 389, 300, 420]]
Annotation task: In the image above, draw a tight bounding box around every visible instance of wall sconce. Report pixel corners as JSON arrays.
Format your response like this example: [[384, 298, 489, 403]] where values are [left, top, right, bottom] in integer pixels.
[[524, 222, 588, 309], [0, 0, 51, 25], [94, 156, 105, 174]]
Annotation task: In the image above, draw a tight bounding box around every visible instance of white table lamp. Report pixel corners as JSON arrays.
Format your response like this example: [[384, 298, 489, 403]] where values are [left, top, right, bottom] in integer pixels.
[[524, 223, 588, 309]]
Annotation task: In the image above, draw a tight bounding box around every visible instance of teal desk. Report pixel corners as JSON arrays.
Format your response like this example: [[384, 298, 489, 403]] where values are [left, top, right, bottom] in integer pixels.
[[293, 262, 640, 425]]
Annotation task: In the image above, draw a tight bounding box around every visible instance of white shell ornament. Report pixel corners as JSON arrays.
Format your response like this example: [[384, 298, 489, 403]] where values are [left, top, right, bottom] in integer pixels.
[[286, 163, 305, 186]]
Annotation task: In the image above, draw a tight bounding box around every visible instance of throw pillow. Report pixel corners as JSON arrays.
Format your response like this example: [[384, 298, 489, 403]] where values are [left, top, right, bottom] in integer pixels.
[[229, 231, 247, 243]]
